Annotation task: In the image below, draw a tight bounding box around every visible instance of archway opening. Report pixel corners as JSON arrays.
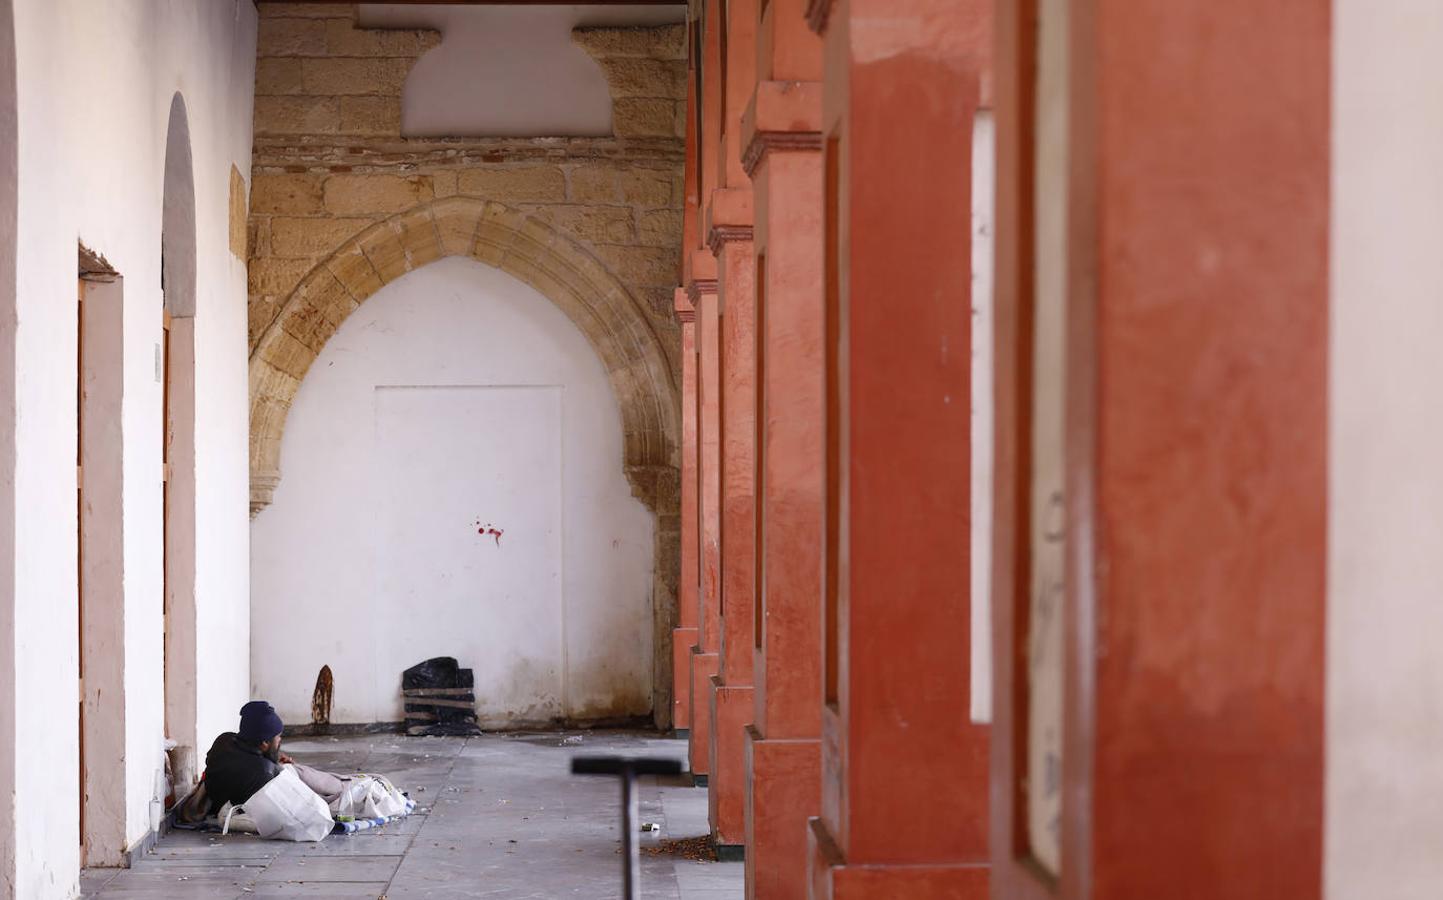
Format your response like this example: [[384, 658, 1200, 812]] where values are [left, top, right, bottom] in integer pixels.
[[252, 257, 656, 728], [249, 198, 682, 725], [161, 91, 198, 796]]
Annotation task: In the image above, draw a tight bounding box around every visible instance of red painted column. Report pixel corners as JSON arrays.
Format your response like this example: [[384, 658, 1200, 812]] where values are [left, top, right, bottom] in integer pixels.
[[673, 12, 705, 739], [706, 0, 762, 853], [707, 192, 755, 850], [807, 0, 992, 896], [989, 3, 1330, 898], [742, 0, 824, 895], [687, 0, 726, 780], [689, 253, 721, 780], [672, 288, 699, 733]]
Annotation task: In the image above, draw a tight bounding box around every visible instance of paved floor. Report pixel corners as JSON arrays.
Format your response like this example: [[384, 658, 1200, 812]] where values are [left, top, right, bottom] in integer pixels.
[[83, 731, 742, 899]]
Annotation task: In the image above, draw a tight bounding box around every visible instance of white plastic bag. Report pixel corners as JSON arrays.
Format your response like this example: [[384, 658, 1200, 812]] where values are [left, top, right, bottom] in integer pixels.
[[330, 774, 409, 820], [228, 766, 333, 842], [217, 802, 259, 834]]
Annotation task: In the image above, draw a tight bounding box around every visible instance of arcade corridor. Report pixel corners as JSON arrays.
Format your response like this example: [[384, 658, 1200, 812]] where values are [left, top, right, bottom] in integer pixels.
[[1, 0, 1442, 899]]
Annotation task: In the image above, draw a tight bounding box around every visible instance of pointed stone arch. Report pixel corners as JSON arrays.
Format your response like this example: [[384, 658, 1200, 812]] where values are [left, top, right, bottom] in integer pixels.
[[249, 196, 680, 518]]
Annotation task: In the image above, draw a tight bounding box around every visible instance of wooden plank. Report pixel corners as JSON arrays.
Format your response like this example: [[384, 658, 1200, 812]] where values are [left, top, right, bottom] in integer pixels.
[[404, 699, 476, 711]]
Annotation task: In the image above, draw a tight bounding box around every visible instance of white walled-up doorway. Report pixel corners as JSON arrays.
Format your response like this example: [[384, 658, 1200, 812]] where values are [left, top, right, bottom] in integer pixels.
[[251, 257, 655, 729]]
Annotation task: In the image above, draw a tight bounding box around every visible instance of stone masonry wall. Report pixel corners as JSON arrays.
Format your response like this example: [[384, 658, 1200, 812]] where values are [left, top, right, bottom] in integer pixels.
[[247, 3, 686, 726], [248, 3, 686, 370]]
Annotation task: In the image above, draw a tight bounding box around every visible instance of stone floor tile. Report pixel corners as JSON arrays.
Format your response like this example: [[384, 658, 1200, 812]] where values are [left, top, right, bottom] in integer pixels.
[[89, 732, 743, 900]]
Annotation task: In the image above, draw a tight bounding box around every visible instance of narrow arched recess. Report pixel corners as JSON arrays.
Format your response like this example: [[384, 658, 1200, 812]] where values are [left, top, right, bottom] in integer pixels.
[[161, 91, 200, 792], [248, 197, 682, 724]]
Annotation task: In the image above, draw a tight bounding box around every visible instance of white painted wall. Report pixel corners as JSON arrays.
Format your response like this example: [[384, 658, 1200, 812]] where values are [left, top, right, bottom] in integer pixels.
[[1328, 3, 1443, 898], [8, 0, 256, 893], [359, 3, 685, 137], [969, 109, 994, 725], [251, 257, 655, 730]]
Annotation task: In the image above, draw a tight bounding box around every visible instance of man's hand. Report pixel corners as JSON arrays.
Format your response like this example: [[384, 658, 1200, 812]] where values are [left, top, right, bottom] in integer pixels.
[[279, 753, 295, 765]]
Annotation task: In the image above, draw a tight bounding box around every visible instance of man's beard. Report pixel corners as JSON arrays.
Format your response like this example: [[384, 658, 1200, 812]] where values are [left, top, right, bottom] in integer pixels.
[[264, 744, 281, 764]]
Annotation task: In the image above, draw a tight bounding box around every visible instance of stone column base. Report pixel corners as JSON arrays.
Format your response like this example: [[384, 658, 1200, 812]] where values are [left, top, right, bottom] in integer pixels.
[[745, 728, 820, 900], [689, 649, 720, 778], [807, 818, 989, 900], [707, 677, 755, 846], [672, 626, 698, 734]]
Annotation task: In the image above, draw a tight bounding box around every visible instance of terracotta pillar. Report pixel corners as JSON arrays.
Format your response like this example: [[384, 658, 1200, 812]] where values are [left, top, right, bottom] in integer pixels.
[[673, 12, 705, 738], [705, 0, 761, 853], [990, 2, 1330, 898], [672, 289, 699, 733], [741, 0, 823, 896], [687, 0, 726, 780], [707, 191, 754, 850], [806, 0, 992, 896], [689, 252, 721, 780]]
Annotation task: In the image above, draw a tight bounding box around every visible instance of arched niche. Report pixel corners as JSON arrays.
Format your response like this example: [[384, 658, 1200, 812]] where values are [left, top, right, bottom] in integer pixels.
[[248, 197, 682, 724], [161, 91, 199, 792]]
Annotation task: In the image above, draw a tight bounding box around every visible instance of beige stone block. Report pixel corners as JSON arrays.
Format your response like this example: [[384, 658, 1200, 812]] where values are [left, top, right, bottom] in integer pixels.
[[533, 205, 636, 245], [248, 257, 315, 298], [432, 170, 459, 199], [324, 18, 441, 56], [278, 275, 350, 355], [251, 173, 325, 216], [248, 219, 269, 260], [431, 196, 482, 255], [261, 328, 317, 382], [636, 285, 677, 318], [258, 18, 327, 56], [457, 166, 567, 202], [326, 243, 385, 301], [471, 235, 510, 268], [567, 166, 618, 203], [249, 296, 283, 350], [282, 302, 341, 358], [357, 227, 407, 284], [637, 209, 682, 247], [618, 168, 673, 207], [613, 98, 679, 138], [255, 57, 304, 95], [270, 216, 374, 259], [397, 207, 444, 266], [338, 96, 402, 136], [353, 210, 441, 284], [598, 57, 687, 100], [595, 245, 680, 288], [258, 3, 353, 18], [301, 57, 412, 96], [254, 95, 341, 135], [229, 166, 248, 259], [572, 25, 685, 60], [323, 174, 434, 215]]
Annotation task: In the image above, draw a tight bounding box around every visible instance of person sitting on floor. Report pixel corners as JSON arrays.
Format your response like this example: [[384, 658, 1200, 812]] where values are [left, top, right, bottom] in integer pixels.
[[184, 700, 346, 820]]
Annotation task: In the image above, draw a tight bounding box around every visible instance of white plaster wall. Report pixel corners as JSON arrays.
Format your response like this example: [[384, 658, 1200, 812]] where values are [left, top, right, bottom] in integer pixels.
[[1328, 3, 1443, 898], [251, 257, 655, 730], [359, 3, 685, 137], [969, 109, 994, 725], [8, 0, 255, 893]]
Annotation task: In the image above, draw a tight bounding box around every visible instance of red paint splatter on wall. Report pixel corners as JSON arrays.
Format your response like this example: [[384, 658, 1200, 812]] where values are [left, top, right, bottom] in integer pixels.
[[471, 520, 504, 546]]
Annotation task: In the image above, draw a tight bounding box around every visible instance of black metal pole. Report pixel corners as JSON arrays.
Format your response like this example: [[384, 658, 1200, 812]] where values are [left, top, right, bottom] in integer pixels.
[[571, 755, 682, 900], [621, 767, 639, 900]]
